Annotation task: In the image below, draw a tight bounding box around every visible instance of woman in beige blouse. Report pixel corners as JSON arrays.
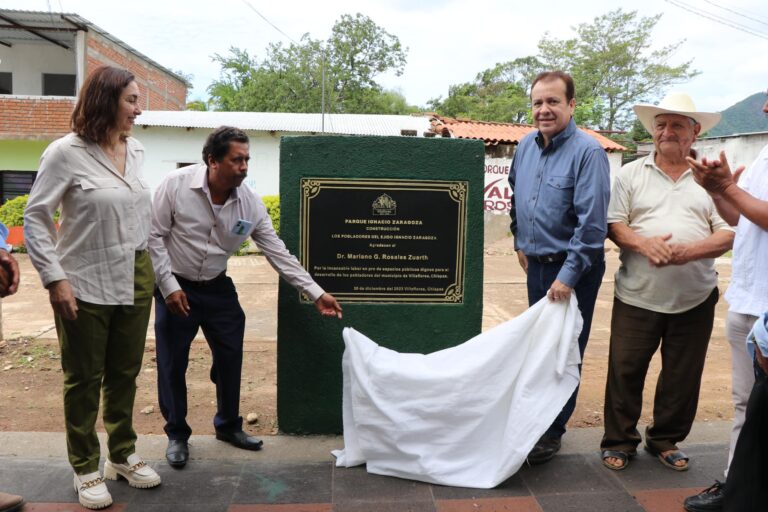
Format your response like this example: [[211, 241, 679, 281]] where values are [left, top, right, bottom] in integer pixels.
[[24, 66, 160, 510]]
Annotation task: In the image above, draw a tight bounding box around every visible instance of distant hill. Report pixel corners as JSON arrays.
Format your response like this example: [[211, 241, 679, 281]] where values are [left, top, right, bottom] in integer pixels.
[[707, 92, 768, 137]]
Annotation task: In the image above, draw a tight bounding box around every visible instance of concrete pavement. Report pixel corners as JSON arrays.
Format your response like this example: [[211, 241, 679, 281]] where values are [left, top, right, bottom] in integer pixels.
[[0, 423, 730, 511]]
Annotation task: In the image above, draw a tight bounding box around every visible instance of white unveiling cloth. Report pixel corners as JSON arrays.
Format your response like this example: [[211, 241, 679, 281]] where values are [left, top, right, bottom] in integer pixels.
[[332, 296, 583, 488]]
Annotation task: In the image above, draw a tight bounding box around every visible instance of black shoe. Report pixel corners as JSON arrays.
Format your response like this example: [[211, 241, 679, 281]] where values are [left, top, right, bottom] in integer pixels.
[[215, 430, 264, 451], [527, 435, 562, 465], [165, 439, 189, 468], [684, 481, 724, 511]]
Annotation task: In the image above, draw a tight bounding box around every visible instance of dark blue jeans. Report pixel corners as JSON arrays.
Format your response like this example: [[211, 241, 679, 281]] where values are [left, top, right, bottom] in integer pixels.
[[526, 257, 605, 439], [155, 276, 247, 440]]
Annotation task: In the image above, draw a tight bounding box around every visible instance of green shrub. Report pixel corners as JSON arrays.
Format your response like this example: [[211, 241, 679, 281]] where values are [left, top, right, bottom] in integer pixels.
[[233, 240, 251, 256], [0, 194, 59, 227], [0, 195, 28, 227], [262, 195, 280, 236]]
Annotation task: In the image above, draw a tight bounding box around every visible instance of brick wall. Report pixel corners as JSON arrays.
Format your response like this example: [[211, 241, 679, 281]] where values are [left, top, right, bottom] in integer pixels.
[[0, 96, 75, 140], [0, 31, 187, 140], [86, 33, 187, 110]]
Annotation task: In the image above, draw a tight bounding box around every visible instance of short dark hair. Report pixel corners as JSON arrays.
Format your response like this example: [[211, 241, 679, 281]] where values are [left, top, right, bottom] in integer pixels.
[[71, 66, 135, 144], [202, 126, 250, 166], [531, 71, 575, 102]]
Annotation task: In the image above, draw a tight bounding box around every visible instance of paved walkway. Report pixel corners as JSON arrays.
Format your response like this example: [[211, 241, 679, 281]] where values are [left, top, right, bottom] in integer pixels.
[[0, 422, 729, 511]]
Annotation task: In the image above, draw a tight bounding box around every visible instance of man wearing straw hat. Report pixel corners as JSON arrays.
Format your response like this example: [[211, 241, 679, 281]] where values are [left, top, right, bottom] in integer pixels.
[[599, 92, 734, 472]]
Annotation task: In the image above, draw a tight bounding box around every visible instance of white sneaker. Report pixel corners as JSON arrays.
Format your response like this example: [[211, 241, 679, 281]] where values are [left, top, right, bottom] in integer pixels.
[[73, 471, 113, 510], [104, 453, 162, 489]]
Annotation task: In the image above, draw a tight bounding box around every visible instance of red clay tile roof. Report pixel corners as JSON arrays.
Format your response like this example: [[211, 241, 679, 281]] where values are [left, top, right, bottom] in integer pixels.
[[428, 115, 626, 152]]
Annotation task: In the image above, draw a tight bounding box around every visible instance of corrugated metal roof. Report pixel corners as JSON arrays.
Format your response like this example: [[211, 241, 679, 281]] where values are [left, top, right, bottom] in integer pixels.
[[0, 9, 187, 85], [431, 115, 626, 152], [136, 111, 434, 137]]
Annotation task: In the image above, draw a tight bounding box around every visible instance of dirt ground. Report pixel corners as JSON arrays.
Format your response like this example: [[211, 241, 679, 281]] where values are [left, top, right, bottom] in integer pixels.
[[0, 240, 734, 437]]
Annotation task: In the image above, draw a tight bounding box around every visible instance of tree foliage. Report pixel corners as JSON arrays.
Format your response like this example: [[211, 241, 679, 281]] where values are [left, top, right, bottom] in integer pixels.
[[185, 99, 210, 111], [430, 9, 698, 131], [208, 13, 414, 114], [428, 57, 542, 123], [538, 9, 699, 131]]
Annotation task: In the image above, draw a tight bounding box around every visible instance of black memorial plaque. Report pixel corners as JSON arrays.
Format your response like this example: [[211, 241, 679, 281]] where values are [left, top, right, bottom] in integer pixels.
[[300, 178, 468, 303]]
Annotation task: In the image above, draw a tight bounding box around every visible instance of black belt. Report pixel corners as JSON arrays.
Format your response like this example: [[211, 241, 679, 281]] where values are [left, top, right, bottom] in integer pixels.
[[529, 252, 567, 264], [174, 271, 227, 287]]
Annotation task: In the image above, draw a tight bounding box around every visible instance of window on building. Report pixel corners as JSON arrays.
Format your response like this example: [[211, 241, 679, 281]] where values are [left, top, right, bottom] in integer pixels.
[[0, 171, 37, 203], [0, 72, 11, 94], [42, 73, 76, 96]]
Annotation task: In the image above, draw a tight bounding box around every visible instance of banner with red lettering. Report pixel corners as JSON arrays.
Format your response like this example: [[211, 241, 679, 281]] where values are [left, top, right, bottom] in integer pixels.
[[483, 157, 512, 213]]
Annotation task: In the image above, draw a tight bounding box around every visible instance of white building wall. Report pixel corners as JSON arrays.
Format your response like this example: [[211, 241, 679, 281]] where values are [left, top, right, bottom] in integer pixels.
[[0, 43, 77, 95], [134, 126, 288, 196], [607, 152, 623, 177], [694, 132, 768, 170]]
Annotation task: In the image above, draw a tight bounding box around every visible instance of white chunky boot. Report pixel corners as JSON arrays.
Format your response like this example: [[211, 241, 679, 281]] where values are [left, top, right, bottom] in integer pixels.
[[74, 471, 113, 510], [104, 453, 162, 488]]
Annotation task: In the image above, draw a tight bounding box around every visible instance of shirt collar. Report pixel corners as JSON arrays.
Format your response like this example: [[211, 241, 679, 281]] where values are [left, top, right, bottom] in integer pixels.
[[191, 163, 240, 200], [535, 117, 577, 150], [645, 151, 693, 179], [68, 133, 142, 152]]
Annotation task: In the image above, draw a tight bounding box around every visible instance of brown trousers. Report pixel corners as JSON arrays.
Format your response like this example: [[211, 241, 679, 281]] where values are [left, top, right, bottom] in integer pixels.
[[601, 288, 718, 454]]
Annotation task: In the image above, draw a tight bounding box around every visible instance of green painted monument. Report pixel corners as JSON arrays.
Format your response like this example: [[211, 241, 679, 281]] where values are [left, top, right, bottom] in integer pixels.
[[277, 135, 485, 434]]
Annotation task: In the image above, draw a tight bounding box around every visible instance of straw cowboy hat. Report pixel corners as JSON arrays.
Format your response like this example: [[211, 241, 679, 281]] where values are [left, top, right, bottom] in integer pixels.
[[633, 92, 721, 134]]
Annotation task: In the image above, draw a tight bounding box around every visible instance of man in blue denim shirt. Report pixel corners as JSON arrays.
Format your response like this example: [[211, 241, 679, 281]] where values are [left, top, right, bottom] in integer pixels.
[[509, 71, 610, 465]]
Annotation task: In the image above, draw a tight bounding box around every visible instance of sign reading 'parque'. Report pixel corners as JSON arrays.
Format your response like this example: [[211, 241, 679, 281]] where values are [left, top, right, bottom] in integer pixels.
[[300, 178, 468, 303]]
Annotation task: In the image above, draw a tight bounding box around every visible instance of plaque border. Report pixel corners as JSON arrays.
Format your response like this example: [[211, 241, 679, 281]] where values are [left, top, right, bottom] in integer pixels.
[[300, 178, 468, 303]]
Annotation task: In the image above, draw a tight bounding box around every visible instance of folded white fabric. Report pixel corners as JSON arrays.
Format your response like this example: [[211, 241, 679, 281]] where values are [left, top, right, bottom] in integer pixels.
[[333, 295, 583, 488]]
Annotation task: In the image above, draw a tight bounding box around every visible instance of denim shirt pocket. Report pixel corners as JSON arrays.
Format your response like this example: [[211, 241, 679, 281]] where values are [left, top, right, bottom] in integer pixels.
[[545, 175, 575, 209], [546, 176, 575, 190]]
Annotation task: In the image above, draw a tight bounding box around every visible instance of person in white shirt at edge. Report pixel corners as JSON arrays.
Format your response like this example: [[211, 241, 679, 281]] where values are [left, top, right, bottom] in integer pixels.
[[24, 66, 161, 510], [683, 91, 768, 512], [149, 126, 343, 469]]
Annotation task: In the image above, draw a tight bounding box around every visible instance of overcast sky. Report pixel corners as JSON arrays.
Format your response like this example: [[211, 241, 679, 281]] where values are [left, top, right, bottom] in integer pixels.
[[3, 0, 767, 113]]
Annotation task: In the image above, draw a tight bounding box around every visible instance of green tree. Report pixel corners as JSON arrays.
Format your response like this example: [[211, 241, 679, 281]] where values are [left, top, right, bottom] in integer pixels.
[[428, 57, 543, 123], [208, 13, 412, 114], [538, 8, 699, 131], [185, 99, 210, 111]]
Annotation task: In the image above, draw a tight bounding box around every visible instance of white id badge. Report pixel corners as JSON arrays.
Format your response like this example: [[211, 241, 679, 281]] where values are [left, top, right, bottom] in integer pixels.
[[231, 219, 253, 235]]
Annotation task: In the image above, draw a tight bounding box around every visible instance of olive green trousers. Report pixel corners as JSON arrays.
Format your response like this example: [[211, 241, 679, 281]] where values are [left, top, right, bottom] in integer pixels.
[[55, 251, 154, 474]]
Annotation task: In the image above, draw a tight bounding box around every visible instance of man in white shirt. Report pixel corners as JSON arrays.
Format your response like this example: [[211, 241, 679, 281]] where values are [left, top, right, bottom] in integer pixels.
[[149, 126, 342, 468], [683, 91, 768, 512]]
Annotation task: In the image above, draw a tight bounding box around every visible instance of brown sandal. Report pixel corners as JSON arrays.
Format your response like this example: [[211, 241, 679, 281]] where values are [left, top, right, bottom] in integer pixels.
[[645, 446, 689, 471], [601, 449, 632, 471]]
